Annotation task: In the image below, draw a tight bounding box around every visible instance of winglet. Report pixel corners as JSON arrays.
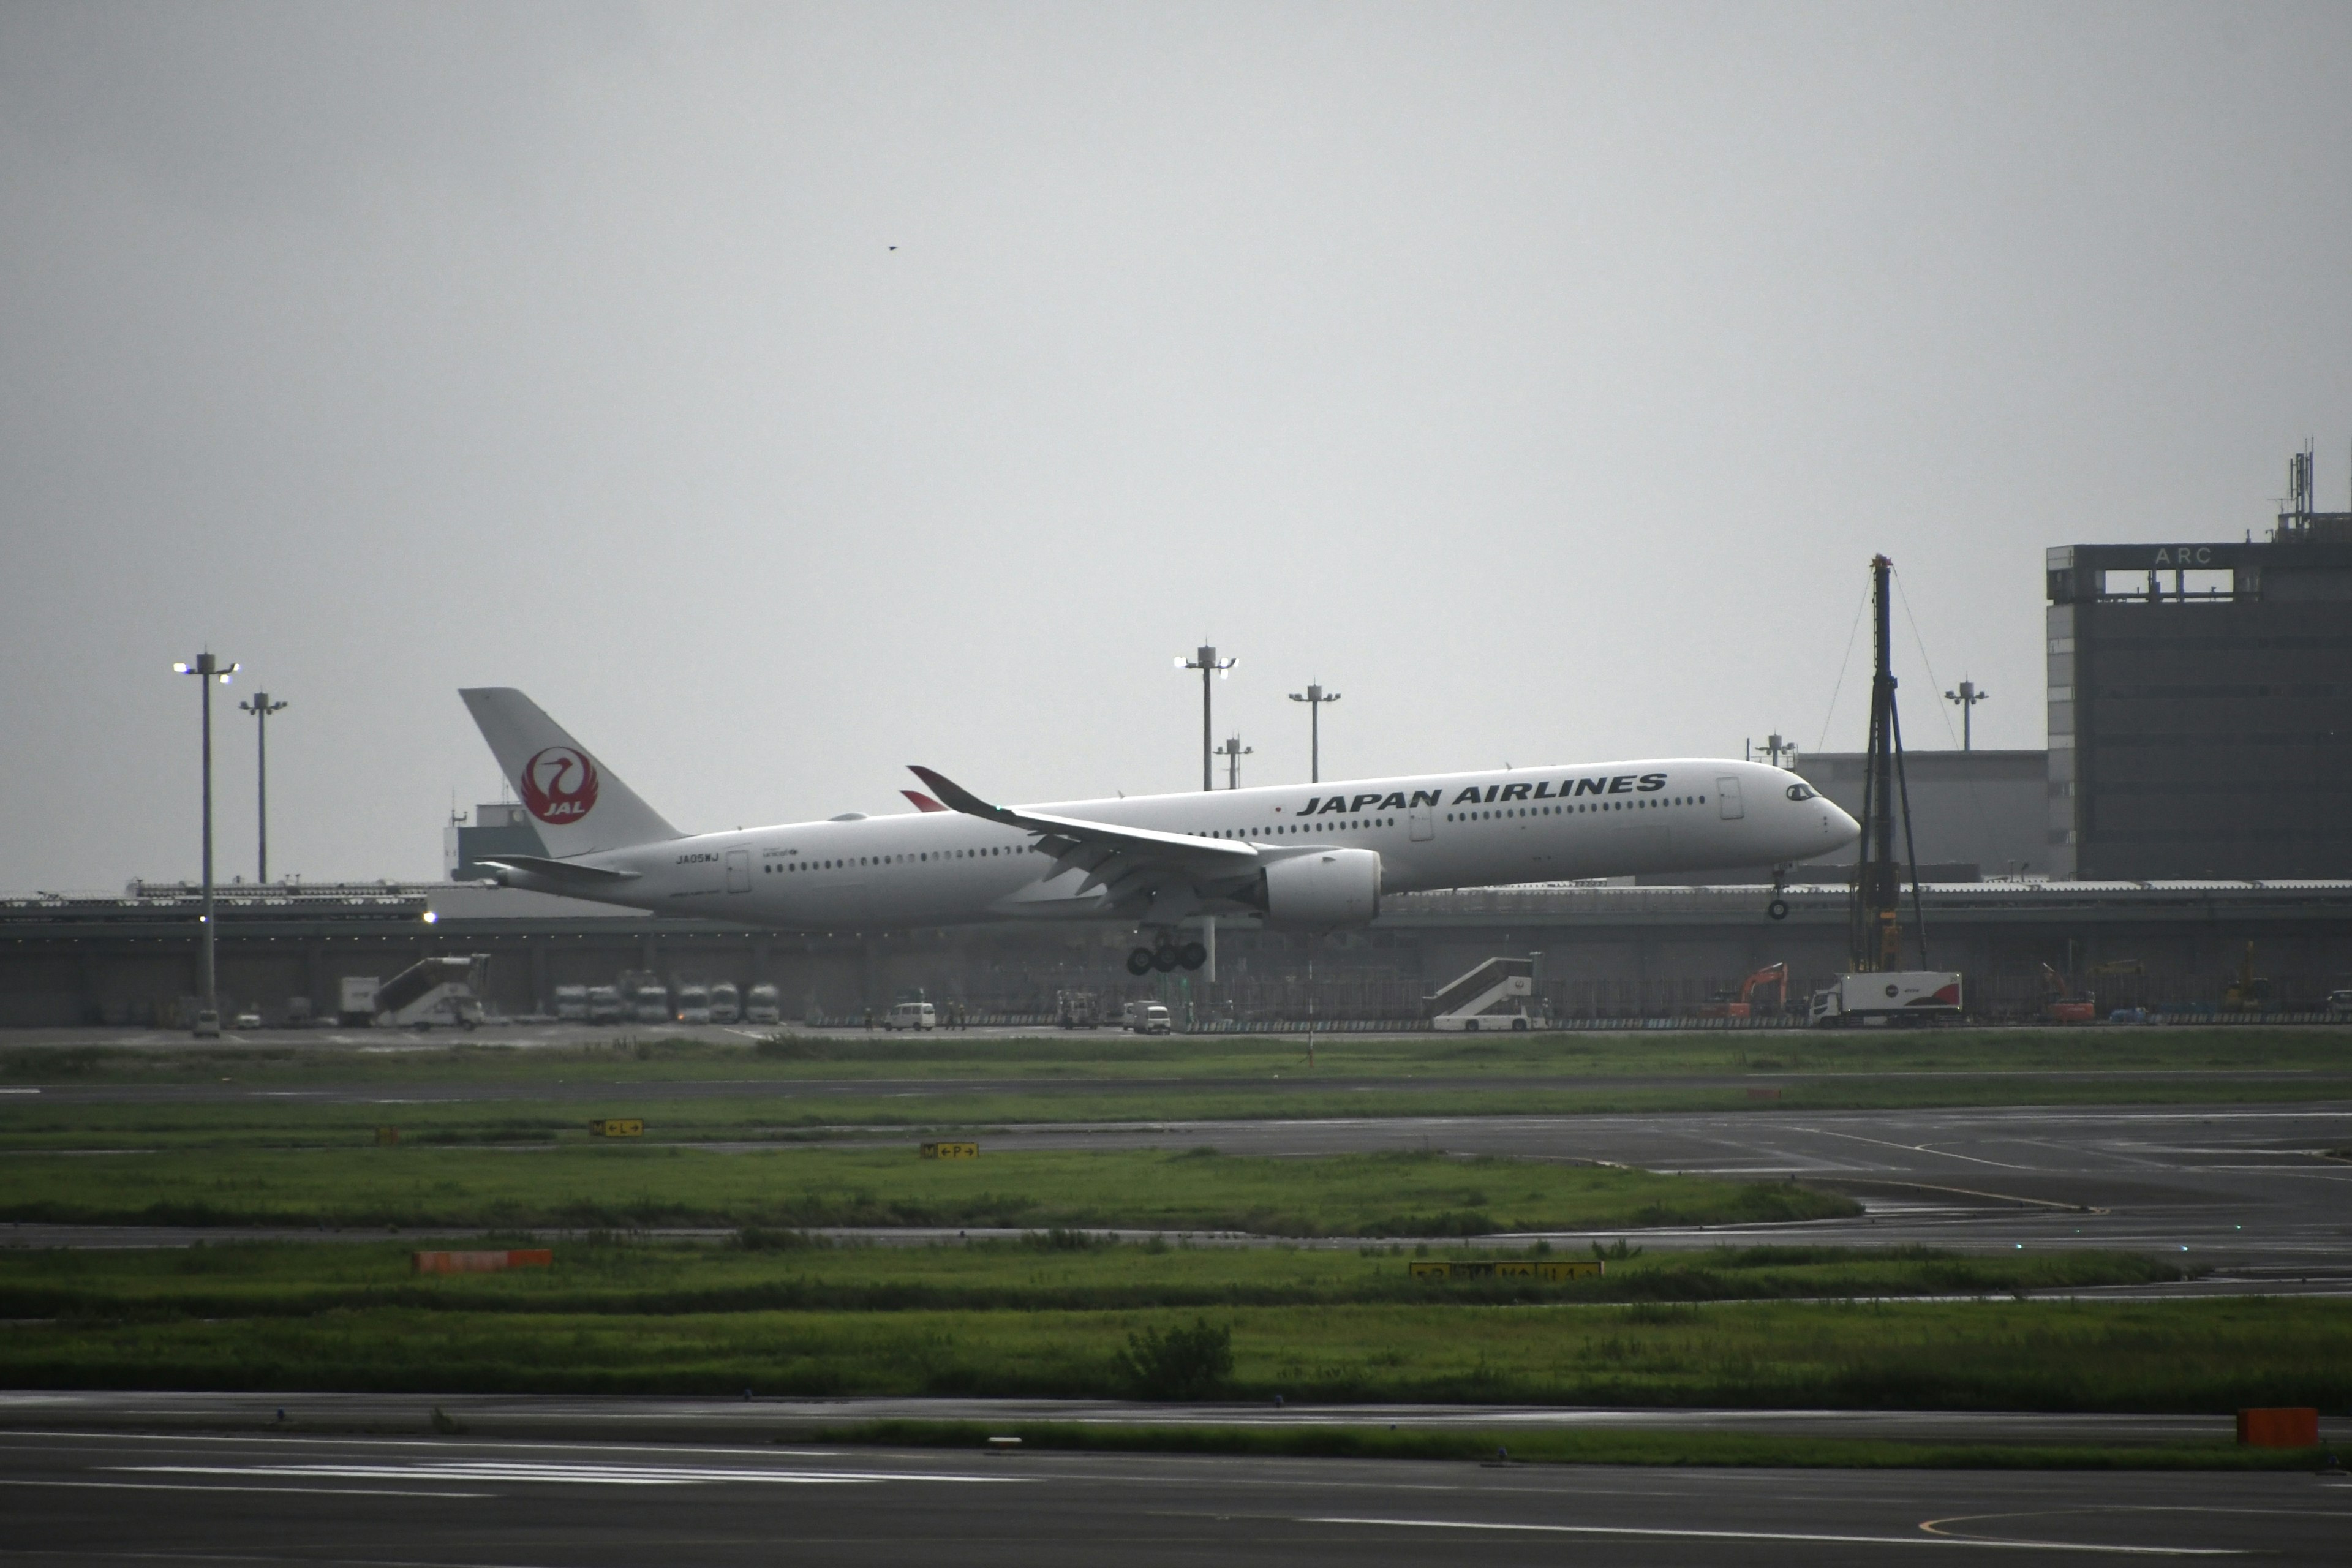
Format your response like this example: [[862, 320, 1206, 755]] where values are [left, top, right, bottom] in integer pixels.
[[901, 790, 949, 813], [908, 766, 1018, 824]]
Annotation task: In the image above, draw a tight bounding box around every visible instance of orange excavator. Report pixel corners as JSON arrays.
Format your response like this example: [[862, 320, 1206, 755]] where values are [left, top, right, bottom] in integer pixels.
[[1702, 963, 1789, 1020], [2040, 962, 2097, 1024]]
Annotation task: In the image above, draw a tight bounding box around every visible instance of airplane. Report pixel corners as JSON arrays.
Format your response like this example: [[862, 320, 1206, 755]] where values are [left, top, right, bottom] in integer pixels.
[[460, 687, 1861, 975]]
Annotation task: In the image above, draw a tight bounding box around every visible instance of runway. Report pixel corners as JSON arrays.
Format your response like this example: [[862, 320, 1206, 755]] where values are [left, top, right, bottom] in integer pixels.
[[2, 1426, 2346, 1565]]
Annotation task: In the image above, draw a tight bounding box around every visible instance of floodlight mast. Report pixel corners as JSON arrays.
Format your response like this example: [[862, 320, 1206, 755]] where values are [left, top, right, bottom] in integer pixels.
[[1176, 644, 1235, 791], [1287, 682, 1341, 783], [173, 652, 240, 1033], [1215, 734, 1253, 790], [1943, 679, 1989, 751], [238, 692, 288, 882]]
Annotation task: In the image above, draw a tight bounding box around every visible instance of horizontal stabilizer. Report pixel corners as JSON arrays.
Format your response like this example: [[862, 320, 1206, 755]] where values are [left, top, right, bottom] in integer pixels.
[[474, 856, 641, 884]]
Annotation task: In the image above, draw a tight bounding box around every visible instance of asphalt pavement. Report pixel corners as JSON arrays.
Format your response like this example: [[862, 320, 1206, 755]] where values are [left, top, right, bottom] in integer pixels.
[[4, 1425, 2347, 1565]]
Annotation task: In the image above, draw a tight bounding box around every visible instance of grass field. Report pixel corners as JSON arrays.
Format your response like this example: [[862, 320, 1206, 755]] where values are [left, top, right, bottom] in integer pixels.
[[0, 1145, 1856, 1234], [3, 1287, 2340, 1411], [0, 1237, 2184, 1317]]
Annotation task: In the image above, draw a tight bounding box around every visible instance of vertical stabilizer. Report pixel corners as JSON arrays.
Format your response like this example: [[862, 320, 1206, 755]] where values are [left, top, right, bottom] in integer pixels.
[[458, 688, 680, 858]]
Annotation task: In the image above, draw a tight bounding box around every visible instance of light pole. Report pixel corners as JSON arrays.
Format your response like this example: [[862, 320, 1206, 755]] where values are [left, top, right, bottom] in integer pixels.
[[1215, 734, 1253, 790], [1175, 644, 1235, 791], [174, 652, 240, 1035], [1287, 682, 1341, 783], [1943, 679, 1989, 751], [238, 691, 288, 883]]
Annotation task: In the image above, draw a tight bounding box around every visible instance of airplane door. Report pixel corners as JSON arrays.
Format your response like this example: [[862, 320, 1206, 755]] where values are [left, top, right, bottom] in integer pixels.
[[1716, 776, 1744, 820], [725, 848, 752, 892], [1409, 806, 1435, 842]]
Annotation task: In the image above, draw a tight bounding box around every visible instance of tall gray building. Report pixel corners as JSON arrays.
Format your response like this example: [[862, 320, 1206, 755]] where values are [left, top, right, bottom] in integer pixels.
[[2046, 485, 2352, 879]]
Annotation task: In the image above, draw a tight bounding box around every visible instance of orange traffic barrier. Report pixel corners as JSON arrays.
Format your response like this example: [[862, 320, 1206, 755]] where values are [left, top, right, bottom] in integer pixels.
[[412, 1249, 553, 1275], [2237, 1408, 2318, 1447]]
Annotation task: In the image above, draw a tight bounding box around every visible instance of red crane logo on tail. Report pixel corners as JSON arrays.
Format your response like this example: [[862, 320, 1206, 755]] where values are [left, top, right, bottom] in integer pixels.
[[519, 746, 599, 824]]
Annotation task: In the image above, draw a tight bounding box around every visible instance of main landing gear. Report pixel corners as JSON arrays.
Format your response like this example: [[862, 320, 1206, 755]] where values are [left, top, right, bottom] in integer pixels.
[[1127, 939, 1209, 975]]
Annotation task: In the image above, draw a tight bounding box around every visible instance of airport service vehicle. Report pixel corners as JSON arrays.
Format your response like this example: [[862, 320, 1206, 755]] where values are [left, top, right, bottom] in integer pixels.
[[190, 1008, 221, 1039], [631, 983, 669, 1023], [1122, 1000, 1172, 1034], [2331, 989, 2352, 1019], [370, 955, 488, 1030], [884, 1001, 937, 1031], [676, 983, 712, 1024], [587, 985, 625, 1023], [458, 687, 1861, 969], [1056, 989, 1102, 1029], [709, 981, 741, 1023], [339, 976, 380, 1025], [1809, 971, 1962, 1027], [553, 985, 590, 1022], [1428, 957, 1534, 1031], [232, 1010, 262, 1030], [744, 983, 781, 1025]]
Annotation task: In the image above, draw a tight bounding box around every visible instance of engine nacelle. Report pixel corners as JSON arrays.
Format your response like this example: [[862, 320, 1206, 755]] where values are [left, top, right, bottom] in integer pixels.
[[1259, 848, 1382, 929]]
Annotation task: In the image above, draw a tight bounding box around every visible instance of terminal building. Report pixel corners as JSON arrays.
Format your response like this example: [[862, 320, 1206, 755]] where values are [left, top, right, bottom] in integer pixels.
[[2046, 461, 2352, 879]]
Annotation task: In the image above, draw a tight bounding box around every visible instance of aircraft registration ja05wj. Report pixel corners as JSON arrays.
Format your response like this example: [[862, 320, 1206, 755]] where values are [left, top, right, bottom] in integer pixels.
[[459, 688, 1858, 973]]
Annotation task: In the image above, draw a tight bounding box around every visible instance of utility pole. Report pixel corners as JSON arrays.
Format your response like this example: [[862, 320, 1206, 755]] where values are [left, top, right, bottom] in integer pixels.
[[174, 652, 241, 1034], [1287, 682, 1341, 783], [1215, 734, 1253, 790], [238, 691, 288, 882], [1943, 679, 1988, 751], [1176, 644, 1234, 791]]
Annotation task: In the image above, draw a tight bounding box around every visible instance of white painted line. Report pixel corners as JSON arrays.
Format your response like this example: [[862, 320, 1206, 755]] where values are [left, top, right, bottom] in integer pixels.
[[116, 1462, 1022, 1487], [1, 1477, 489, 1498], [0, 1088, 39, 1094], [1303, 1516, 2242, 1554]]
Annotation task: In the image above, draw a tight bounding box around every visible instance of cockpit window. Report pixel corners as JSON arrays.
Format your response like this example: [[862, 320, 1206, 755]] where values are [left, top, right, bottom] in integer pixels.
[[1785, 782, 1818, 801]]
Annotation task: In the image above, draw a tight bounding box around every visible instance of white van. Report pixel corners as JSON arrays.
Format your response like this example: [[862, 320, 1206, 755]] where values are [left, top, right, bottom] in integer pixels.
[[553, 985, 590, 1022], [1121, 1000, 1172, 1035], [744, 984, 782, 1025], [676, 983, 712, 1024], [709, 981, 741, 1024], [884, 1001, 937, 1031]]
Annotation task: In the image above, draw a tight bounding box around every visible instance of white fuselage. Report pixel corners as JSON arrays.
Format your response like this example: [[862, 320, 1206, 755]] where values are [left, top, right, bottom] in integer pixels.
[[526, 758, 1854, 931]]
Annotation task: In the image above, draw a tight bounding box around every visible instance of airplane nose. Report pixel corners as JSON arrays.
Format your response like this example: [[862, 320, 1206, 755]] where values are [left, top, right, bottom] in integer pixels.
[[1824, 801, 1861, 848]]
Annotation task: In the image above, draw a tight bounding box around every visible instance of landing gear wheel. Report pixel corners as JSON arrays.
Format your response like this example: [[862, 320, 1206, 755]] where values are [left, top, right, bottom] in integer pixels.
[[1126, 947, 1155, 976], [1178, 941, 1208, 971], [1512, 1017, 1529, 1031], [1767, 899, 1790, 921], [1151, 945, 1180, 973]]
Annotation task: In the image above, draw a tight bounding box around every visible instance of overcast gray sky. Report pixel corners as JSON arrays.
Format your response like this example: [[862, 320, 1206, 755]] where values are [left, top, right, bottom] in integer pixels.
[[5, 1, 2350, 890]]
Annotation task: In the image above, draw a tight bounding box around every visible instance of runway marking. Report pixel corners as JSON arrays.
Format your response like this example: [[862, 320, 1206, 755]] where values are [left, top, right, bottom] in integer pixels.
[[115, 1461, 1022, 1487], [0, 1088, 38, 1095], [1804, 1128, 2037, 1171], [0, 1477, 488, 1498], [1306, 1515, 2241, 1553]]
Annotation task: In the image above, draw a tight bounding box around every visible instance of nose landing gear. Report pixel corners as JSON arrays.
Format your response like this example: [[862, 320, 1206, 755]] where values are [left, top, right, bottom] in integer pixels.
[[1766, 865, 1791, 922]]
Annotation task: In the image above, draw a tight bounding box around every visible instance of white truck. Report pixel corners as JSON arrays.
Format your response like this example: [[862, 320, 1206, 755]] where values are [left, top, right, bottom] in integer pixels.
[[676, 983, 712, 1024], [587, 985, 625, 1024], [1809, 971, 1963, 1027], [1121, 1000, 1172, 1035], [884, 1001, 937, 1031], [744, 984, 782, 1025], [552, 984, 590, 1022], [709, 981, 741, 1024], [1426, 957, 1536, 1032], [631, 982, 670, 1023], [338, 976, 380, 1025]]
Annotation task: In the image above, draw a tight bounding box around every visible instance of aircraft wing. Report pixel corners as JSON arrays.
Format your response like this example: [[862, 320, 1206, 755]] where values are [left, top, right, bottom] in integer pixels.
[[907, 766, 1260, 886]]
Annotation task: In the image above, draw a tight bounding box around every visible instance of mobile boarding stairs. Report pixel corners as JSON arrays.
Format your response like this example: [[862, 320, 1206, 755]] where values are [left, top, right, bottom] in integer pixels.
[[1427, 956, 1536, 1032]]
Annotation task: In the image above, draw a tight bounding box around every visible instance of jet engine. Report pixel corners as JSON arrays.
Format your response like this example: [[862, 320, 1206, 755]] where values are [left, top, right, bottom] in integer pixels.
[[1258, 848, 1382, 929]]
